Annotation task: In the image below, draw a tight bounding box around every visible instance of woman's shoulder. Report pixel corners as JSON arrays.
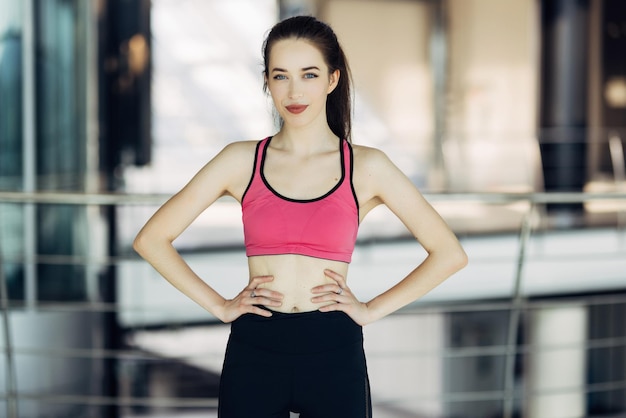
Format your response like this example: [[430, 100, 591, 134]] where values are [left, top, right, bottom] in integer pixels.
[[221, 138, 263, 155], [212, 138, 266, 165], [195, 138, 265, 179], [192, 139, 266, 200], [351, 143, 394, 171]]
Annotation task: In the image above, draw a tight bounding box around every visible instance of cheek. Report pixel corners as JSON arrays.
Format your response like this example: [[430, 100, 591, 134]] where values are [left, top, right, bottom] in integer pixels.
[[306, 82, 330, 100], [267, 82, 283, 98]]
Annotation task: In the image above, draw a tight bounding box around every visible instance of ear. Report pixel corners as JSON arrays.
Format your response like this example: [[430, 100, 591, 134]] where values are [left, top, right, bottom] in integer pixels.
[[327, 69, 340, 94], [263, 72, 272, 96]]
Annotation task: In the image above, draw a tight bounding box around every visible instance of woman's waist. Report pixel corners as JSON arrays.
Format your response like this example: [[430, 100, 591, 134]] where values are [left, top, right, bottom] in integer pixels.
[[253, 277, 332, 313], [247, 254, 348, 313]]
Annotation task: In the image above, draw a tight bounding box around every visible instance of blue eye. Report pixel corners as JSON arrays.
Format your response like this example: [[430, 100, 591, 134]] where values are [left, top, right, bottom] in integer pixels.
[[304, 73, 318, 79], [273, 74, 287, 80]]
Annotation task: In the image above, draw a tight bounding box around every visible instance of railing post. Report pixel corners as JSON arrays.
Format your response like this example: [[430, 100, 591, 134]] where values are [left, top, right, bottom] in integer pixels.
[[22, 0, 37, 311], [503, 203, 535, 418], [608, 132, 626, 232]]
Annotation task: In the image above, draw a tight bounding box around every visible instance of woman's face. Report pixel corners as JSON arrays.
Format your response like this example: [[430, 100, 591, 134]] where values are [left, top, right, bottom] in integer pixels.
[[266, 38, 339, 129]]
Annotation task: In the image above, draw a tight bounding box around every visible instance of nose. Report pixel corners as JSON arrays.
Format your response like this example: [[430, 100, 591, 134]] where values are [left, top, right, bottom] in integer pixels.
[[288, 80, 303, 100], [289, 90, 303, 100]]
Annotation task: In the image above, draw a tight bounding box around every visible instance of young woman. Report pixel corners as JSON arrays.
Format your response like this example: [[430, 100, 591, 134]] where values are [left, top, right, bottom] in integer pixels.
[[134, 15, 467, 418]]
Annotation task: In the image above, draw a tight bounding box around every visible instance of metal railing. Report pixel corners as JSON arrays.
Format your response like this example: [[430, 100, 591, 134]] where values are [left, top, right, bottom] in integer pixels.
[[1, 190, 626, 418]]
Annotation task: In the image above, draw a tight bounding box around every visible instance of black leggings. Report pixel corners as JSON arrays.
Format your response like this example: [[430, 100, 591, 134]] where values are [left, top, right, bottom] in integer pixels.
[[218, 308, 372, 418]]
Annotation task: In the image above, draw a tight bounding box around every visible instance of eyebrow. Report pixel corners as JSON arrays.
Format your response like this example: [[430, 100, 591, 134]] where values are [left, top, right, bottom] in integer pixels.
[[271, 66, 321, 73]]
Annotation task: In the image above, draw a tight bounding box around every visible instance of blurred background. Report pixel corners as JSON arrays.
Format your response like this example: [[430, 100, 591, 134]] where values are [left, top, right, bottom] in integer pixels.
[[1, 0, 625, 417]]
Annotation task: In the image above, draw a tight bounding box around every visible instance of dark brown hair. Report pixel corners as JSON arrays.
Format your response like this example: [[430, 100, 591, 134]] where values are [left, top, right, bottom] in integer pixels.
[[262, 16, 353, 142]]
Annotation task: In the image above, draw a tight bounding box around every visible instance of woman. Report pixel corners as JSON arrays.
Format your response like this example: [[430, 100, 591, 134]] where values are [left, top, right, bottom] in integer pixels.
[[134, 15, 467, 418]]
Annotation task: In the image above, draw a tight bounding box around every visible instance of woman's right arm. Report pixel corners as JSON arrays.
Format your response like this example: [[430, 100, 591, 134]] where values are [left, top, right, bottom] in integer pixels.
[[133, 141, 282, 322]]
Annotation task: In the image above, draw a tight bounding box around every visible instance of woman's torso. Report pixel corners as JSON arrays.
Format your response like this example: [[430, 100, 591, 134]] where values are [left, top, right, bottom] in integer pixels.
[[234, 136, 366, 313]]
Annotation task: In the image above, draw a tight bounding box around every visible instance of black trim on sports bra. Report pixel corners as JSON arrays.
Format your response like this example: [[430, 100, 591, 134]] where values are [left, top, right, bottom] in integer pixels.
[[346, 141, 360, 221], [260, 136, 346, 203], [240, 139, 264, 204]]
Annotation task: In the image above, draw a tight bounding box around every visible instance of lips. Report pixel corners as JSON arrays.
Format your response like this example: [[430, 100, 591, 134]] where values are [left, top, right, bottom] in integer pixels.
[[285, 104, 308, 114]]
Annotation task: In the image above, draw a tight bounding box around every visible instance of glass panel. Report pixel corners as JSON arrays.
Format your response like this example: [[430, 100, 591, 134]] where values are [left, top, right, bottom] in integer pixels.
[[587, 301, 626, 414], [0, 0, 23, 190], [36, 204, 86, 301], [0, 0, 25, 301], [34, 0, 88, 301], [0, 205, 25, 301], [35, 0, 87, 191]]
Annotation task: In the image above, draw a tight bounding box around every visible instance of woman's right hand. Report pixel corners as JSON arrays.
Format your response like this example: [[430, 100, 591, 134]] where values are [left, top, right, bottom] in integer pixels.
[[215, 275, 283, 323]]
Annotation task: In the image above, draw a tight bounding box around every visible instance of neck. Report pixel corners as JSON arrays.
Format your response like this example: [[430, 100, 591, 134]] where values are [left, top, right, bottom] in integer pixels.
[[275, 122, 338, 155]]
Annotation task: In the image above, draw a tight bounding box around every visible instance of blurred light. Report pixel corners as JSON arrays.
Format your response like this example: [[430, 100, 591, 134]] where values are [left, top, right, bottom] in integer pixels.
[[605, 76, 626, 108], [584, 180, 626, 213], [128, 33, 149, 75]]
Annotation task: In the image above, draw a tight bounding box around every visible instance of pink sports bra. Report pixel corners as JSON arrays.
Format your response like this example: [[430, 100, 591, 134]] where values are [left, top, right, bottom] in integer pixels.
[[241, 137, 359, 263]]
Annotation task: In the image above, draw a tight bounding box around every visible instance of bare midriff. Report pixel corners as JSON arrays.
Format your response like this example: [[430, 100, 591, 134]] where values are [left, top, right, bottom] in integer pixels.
[[247, 254, 350, 313]]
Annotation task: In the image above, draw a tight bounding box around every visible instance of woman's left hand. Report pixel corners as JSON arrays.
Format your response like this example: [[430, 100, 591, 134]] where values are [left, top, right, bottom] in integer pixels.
[[311, 269, 374, 326]]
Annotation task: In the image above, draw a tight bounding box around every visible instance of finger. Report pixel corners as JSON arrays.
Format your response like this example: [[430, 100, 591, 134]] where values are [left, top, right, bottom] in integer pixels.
[[323, 269, 346, 286], [318, 302, 344, 313], [245, 288, 283, 309], [311, 283, 348, 295], [311, 284, 332, 294], [249, 305, 273, 317], [248, 287, 284, 301], [312, 292, 347, 304], [249, 296, 283, 308], [250, 275, 274, 287]]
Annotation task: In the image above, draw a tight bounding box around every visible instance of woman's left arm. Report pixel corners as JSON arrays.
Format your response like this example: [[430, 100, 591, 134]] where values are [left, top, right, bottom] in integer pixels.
[[316, 146, 468, 325]]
